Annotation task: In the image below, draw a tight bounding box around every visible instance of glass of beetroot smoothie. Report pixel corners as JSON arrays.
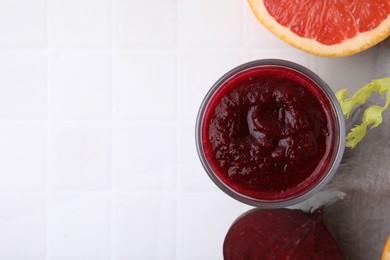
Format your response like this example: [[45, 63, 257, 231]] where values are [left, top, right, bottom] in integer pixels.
[[196, 59, 345, 208]]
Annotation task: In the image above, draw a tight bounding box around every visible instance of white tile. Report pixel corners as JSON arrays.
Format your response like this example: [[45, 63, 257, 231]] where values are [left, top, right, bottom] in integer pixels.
[[0, 195, 45, 259], [178, 194, 242, 260], [114, 194, 176, 260], [49, 193, 110, 260], [179, 123, 220, 192], [0, 124, 45, 191], [115, 124, 176, 191], [116, 0, 176, 49], [245, 5, 292, 50], [247, 50, 311, 69], [179, 52, 242, 121], [50, 123, 111, 190], [116, 52, 176, 121], [180, 0, 242, 48], [51, 53, 111, 120], [240, 204, 255, 213], [0, 0, 45, 49], [52, 0, 110, 49], [312, 47, 378, 92], [0, 54, 46, 119]]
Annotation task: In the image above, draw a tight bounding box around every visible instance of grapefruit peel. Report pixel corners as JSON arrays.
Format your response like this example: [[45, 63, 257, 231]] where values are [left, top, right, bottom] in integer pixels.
[[248, 0, 390, 57], [336, 78, 390, 148], [383, 235, 390, 260]]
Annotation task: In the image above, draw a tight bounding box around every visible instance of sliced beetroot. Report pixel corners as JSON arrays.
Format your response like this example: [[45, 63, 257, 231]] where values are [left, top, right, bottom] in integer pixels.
[[223, 208, 344, 260]]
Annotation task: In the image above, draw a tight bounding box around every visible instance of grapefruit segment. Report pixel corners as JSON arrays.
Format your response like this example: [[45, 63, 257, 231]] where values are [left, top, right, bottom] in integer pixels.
[[248, 0, 390, 57]]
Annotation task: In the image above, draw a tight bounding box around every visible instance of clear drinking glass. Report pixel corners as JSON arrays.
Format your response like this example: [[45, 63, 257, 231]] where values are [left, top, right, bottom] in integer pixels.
[[195, 59, 345, 208]]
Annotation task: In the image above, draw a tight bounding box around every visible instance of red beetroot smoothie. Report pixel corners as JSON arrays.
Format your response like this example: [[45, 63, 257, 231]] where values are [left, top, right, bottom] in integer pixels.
[[201, 66, 337, 201]]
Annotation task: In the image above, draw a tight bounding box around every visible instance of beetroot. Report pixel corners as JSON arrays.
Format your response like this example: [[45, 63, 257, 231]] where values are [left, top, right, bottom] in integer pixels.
[[223, 208, 345, 260]]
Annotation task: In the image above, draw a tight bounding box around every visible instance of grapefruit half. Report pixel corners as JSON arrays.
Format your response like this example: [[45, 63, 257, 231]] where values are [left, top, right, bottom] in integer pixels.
[[248, 0, 390, 57]]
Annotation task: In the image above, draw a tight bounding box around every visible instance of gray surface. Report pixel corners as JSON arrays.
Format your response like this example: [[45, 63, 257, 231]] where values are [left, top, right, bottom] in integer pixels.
[[325, 39, 390, 260]]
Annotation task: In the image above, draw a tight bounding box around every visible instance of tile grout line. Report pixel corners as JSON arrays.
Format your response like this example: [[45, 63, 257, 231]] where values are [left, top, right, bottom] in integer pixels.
[[175, 0, 181, 259], [241, 0, 246, 51], [45, 0, 52, 258], [242, 0, 251, 63], [0, 119, 187, 125], [109, 0, 116, 259], [45, 57, 51, 260]]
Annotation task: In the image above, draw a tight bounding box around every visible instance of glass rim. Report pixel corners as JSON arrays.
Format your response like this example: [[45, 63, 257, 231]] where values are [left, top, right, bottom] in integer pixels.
[[195, 59, 346, 208]]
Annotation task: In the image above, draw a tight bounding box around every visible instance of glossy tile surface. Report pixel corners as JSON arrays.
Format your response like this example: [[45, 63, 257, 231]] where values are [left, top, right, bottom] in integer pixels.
[[0, 0, 379, 258]]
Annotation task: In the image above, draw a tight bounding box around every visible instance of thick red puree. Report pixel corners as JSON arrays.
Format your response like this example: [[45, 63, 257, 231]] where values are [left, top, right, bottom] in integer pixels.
[[202, 66, 336, 200]]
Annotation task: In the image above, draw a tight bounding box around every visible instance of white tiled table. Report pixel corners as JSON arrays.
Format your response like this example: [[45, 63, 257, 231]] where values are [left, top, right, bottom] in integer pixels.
[[0, 0, 379, 259]]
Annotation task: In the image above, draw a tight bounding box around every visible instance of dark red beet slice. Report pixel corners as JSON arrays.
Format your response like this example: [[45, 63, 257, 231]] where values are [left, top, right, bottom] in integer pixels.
[[223, 208, 344, 260]]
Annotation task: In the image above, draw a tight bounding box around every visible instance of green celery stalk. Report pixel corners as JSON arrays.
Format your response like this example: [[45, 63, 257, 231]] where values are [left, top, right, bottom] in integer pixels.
[[335, 77, 390, 148]]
